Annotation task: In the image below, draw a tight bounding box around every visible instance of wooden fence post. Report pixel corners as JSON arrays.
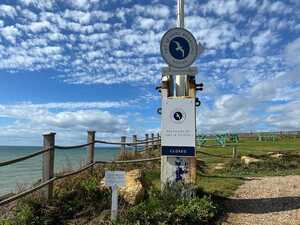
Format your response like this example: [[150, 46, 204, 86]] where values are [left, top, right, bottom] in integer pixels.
[[145, 134, 149, 156], [133, 135, 137, 155], [120, 136, 126, 159], [151, 133, 155, 151], [42, 132, 55, 200], [87, 131, 96, 173], [232, 146, 237, 160]]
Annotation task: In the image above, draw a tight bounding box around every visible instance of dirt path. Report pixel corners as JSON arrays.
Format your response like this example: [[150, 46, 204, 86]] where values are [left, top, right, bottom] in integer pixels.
[[221, 176, 300, 225]]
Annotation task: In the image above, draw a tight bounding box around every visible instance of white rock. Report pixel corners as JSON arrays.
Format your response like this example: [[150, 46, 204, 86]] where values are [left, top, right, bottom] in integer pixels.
[[241, 156, 262, 166], [119, 169, 144, 205]]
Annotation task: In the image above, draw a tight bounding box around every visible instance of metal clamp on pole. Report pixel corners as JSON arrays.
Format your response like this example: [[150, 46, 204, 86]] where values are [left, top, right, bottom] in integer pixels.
[[196, 83, 204, 91], [195, 98, 201, 107], [157, 107, 162, 115], [155, 86, 161, 93]]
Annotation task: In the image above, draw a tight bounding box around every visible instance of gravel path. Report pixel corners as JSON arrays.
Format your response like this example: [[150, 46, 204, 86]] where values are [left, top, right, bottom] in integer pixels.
[[221, 176, 300, 225]]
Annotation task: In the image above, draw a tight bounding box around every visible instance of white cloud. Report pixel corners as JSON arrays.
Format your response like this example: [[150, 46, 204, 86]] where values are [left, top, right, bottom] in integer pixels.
[[203, 0, 239, 16], [19, 0, 56, 10], [284, 37, 300, 65], [67, 0, 90, 10], [134, 4, 170, 18], [28, 21, 53, 33], [21, 9, 38, 21], [0, 4, 17, 18], [252, 30, 277, 55], [0, 102, 131, 145], [0, 26, 20, 44]]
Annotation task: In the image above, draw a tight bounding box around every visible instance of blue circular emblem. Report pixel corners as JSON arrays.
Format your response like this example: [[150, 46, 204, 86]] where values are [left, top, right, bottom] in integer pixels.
[[169, 37, 190, 60], [160, 28, 198, 68]]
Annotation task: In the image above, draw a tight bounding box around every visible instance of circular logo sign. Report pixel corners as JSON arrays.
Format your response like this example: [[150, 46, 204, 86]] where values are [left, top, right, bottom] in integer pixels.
[[170, 109, 186, 124], [161, 28, 198, 68]]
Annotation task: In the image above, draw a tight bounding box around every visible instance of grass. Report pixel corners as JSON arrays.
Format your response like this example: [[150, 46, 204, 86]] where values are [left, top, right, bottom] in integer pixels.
[[194, 136, 300, 197]]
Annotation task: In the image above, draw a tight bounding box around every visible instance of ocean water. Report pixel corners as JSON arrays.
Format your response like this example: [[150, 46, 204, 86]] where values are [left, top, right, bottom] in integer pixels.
[[0, 146, 120, 196]]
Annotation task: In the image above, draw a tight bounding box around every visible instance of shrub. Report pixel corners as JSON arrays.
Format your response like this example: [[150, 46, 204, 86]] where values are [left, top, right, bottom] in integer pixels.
[[173, 196, 217, 225], [118, 184, 219, 225]]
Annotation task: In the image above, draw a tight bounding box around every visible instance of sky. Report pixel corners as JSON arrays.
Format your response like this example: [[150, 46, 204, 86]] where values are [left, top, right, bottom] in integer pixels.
[[0, 0, 299, 146]]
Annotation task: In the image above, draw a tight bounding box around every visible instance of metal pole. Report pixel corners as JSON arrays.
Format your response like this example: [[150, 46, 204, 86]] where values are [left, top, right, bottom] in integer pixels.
[[177, 0, 184, 28], [176, 0, 187, 97]]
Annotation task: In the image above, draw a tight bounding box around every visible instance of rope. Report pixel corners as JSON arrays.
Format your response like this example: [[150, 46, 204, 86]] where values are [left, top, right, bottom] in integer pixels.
[[96, 157, 161, 164], [0, 163, 96, 206], [55, 142, 95, 150], [0, 177, 56, 206], [56, 163, 96, 180], [0, 147, 52, 167], [0, 156, 160, 206], [94, 139, 161, 146], [197, 150, 232, 159]]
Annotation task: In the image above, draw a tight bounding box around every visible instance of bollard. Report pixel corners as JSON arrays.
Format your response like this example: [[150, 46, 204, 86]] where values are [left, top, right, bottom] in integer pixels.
[[42, 132, 55, 200]]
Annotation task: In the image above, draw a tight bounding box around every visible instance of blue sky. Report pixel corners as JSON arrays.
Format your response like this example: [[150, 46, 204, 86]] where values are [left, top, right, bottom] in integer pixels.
[[0, 0, 299, 145]]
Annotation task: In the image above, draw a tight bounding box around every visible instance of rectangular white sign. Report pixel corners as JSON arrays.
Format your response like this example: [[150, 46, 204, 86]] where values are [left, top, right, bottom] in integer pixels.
[[161, 98, 196, 156], [105, 171, 125, 187]]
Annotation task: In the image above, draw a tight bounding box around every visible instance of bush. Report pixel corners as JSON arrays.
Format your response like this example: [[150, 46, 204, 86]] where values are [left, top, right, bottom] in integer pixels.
[[4, 174, 111, 225], [118, 183, 219, 225]]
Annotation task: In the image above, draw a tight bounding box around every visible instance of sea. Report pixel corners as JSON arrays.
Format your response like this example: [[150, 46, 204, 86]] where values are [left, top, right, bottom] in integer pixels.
[[0, 146, 120, 196]]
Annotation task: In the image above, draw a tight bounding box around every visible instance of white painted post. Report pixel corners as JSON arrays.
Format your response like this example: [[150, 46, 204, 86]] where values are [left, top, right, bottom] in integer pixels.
[[111, 184, 118, 221]]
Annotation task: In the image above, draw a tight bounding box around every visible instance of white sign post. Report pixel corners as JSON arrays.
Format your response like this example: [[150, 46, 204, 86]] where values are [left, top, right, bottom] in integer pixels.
[[105, 171, 125, 221]]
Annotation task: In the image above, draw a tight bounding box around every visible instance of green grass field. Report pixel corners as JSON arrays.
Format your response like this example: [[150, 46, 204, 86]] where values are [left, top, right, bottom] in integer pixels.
[[195, 136, 300, 197]]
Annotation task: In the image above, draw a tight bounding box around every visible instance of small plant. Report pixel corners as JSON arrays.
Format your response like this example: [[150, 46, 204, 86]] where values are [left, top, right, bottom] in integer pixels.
[[80, 176, 98, 193]]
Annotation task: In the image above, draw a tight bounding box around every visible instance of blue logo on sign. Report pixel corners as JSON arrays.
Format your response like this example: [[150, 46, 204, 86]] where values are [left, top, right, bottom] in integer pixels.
[[169, 37, 190, 60]]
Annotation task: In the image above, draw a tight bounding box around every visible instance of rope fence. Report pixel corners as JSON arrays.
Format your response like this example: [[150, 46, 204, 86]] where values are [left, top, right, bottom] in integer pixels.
[[0, 147, 53, 168], [0, 131, 161, 207]]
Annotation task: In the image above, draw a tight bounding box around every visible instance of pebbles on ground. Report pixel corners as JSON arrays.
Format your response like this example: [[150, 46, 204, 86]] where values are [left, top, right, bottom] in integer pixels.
[[221, 176, 300, 225]]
